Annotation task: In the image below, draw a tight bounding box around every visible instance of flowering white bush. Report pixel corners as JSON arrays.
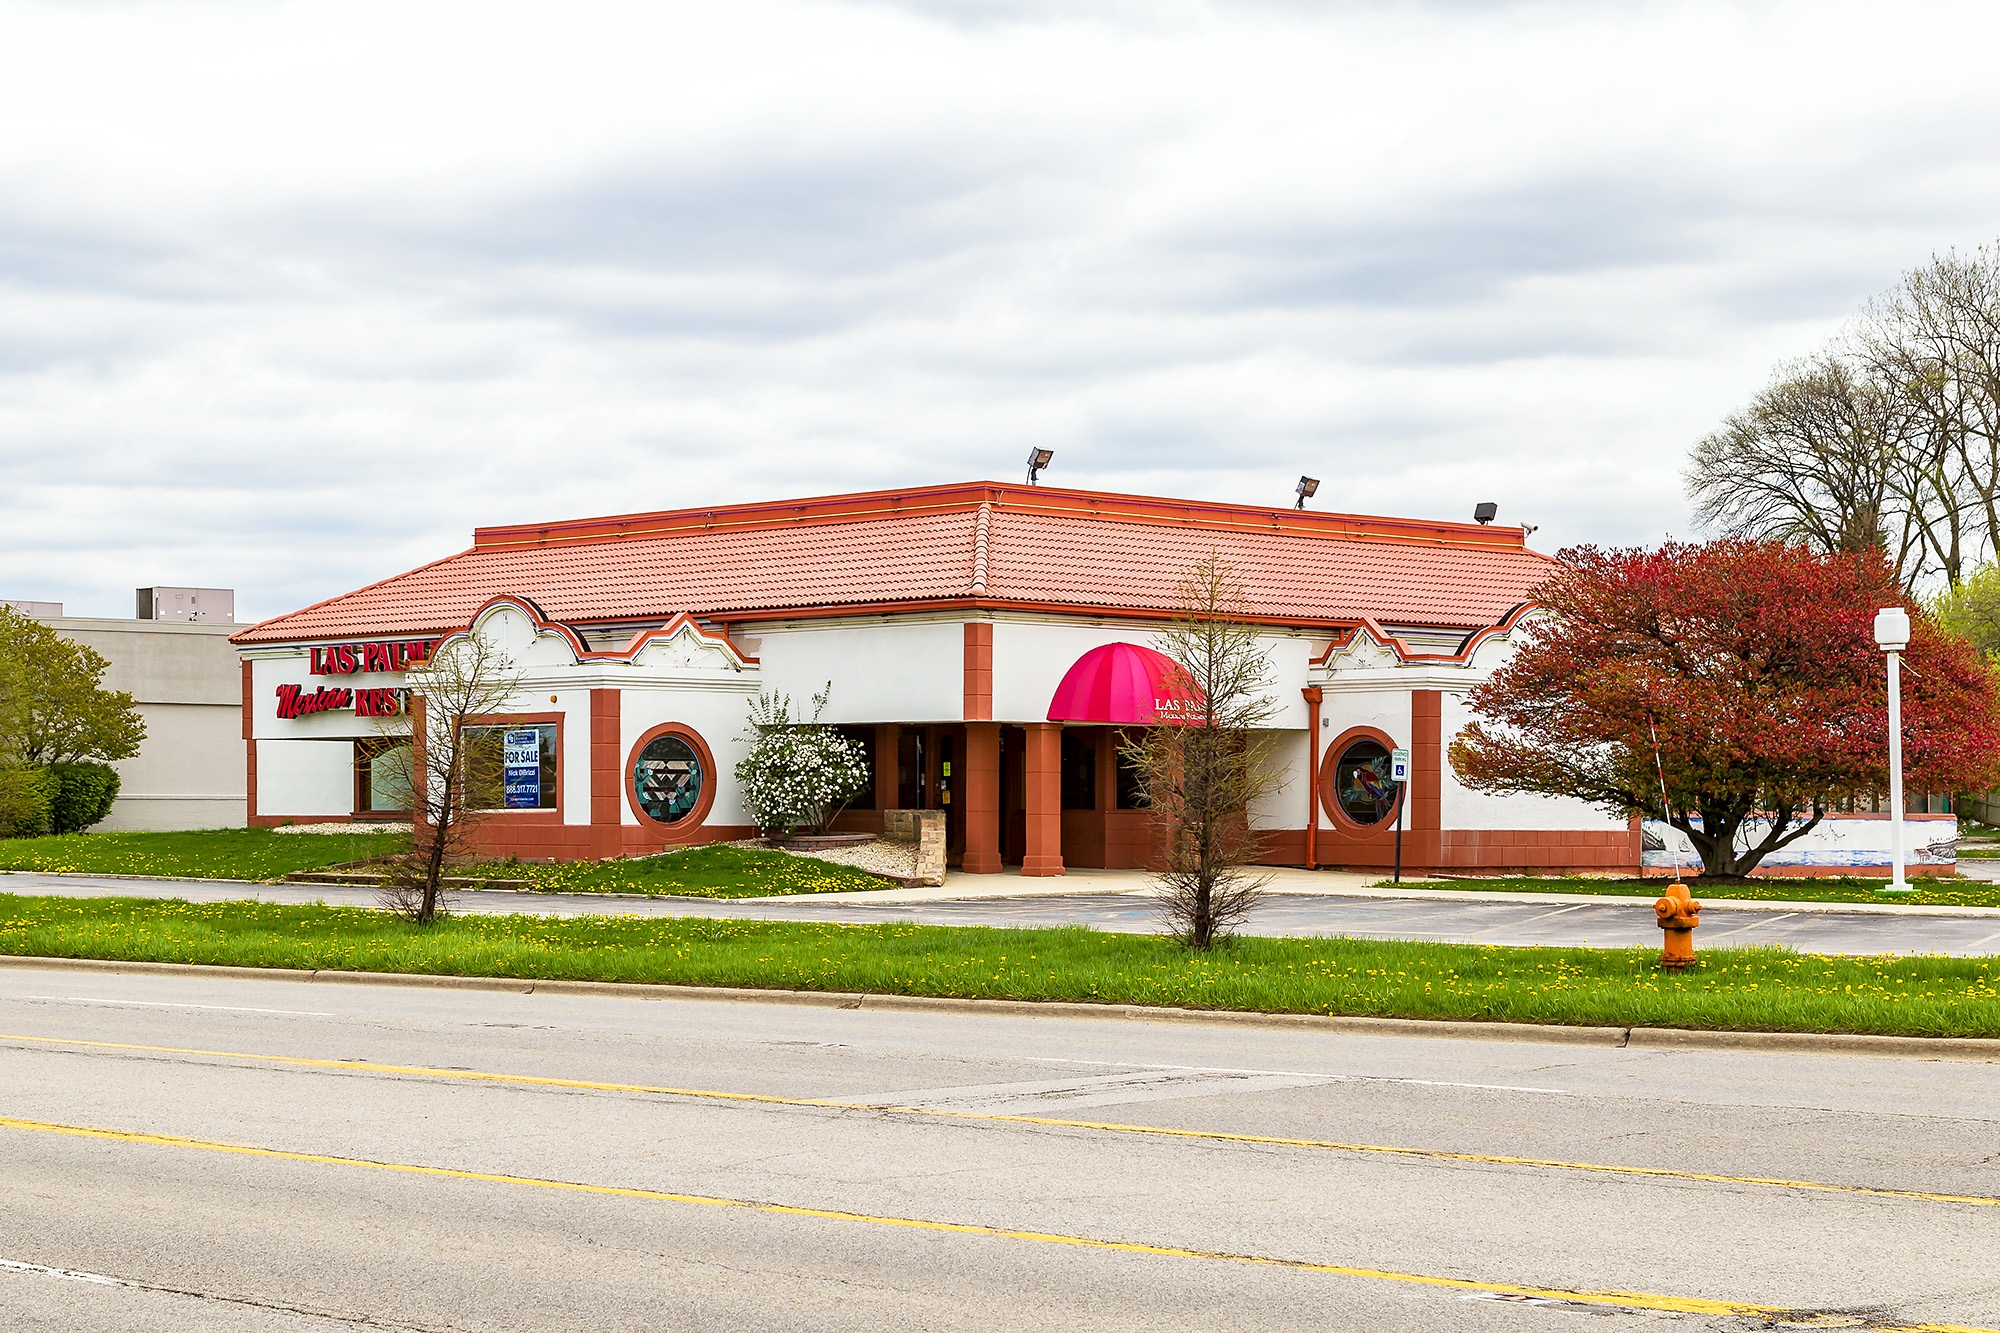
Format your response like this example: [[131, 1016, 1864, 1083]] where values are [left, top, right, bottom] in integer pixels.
[[734, 686, 869, 836]]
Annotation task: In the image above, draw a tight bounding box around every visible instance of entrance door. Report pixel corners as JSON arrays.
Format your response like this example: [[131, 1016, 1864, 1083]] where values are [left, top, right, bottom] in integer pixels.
[[999, 725, 1027, 865]]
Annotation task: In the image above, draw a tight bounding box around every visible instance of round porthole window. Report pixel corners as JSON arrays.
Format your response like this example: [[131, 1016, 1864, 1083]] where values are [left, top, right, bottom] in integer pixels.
[[1333, 739, 1397, 826], [632, 733, 705, 825]]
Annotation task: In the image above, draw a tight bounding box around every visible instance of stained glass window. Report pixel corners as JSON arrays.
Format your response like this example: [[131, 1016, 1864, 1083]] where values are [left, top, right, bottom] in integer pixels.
[[633, 733, 704, 824], [1334, 739, 1397, 825]]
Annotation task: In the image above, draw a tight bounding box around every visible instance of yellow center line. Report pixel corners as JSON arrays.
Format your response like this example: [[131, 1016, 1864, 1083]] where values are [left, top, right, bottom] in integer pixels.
[[6, 1113, 1983, 1330], [7, 1031, 1998, 1214]]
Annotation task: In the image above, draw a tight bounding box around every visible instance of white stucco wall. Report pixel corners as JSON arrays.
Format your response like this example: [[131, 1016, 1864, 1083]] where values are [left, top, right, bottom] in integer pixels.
[[1249, 729, 1311, 831], [617, 681, 759, 826], [1438, 691, 1626, 832], [1317, 689, 1412, 753], [752, 620, 964, 724], [256, 738, 354, 818], [992, 620, 1313, 727]]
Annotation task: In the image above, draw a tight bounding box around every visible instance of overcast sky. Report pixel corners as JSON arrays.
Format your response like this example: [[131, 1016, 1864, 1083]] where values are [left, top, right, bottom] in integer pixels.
[[6, 0, 2000, 622]]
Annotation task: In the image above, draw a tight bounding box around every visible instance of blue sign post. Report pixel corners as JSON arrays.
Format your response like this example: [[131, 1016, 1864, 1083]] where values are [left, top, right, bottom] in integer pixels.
[[1390, 747, 1411, 883]]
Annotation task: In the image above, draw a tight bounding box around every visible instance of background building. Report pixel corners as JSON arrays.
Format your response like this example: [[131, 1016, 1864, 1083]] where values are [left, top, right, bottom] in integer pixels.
[[16, 592, 247, 832]]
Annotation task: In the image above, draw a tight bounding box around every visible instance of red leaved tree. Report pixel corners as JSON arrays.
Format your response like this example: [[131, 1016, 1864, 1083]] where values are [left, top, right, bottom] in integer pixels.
[[1450, 540, 2000, 877]]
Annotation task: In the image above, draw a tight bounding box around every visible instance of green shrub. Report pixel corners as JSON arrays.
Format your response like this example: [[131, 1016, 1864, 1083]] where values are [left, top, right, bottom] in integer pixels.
[[0, 767, 59, 838], [47, 761, 120, 834]]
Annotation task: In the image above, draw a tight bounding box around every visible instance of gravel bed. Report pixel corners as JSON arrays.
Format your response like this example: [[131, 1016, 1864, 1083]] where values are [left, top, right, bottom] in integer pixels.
[[272, 822, 412, 835]]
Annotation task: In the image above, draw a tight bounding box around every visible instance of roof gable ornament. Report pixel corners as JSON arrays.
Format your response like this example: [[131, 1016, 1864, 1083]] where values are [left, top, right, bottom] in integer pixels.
[[442, 596, 754, 673], [630, 617, 750, 673]]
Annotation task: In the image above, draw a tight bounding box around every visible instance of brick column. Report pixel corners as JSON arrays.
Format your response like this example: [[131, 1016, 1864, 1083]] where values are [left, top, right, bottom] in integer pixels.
[[962, 722, 1001, 873], [1412, 689, 1442, 871], [963, 622, 992, 720], [589, 688, 622, 860], [1021, 722, 1065, 877], [1301, 686, 1322, 869]]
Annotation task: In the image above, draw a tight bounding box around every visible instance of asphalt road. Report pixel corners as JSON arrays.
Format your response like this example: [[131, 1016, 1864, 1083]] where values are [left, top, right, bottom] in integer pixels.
[[9, 871, 2000, 955], [1, 963, 1997, 1331]]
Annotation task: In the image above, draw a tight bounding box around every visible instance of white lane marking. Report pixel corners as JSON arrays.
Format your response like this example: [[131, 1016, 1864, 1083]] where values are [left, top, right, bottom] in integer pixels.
[[19, 996, 332, 1017], [1473, 904, 1589, 932], [1965, 928, 2000, 949], [0, 1258, 125, 1286]]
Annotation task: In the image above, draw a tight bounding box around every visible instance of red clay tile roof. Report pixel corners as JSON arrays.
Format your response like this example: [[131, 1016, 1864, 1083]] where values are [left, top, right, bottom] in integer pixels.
[[232, 481, 1557, 645]]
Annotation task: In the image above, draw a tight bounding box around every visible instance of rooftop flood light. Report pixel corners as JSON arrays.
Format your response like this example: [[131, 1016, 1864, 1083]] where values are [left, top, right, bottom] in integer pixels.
[[1026, 448, 1054, 485], [1473, 501, 1498, 525], [1295, 476, 1319, 509]]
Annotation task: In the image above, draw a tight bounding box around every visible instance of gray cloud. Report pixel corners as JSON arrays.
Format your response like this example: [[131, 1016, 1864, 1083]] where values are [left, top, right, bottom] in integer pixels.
[[5, 0, 2000, 621]]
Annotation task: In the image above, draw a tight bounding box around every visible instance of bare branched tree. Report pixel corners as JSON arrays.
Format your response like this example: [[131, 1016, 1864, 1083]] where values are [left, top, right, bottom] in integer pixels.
[[378, 631, 523, 924], [1685, 353, 1931, 586], [1122, 556, 1281, 949], [1861, 246, 2000, 586], [1691, 243, 2000, 597]]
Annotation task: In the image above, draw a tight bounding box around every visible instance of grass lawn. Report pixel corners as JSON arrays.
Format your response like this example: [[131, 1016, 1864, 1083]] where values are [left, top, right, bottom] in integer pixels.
[[0, 828, 407, 882], [0, 831, 886, 898], [1373, 874, 2000, 909], [498, 845, 890, 898], [3, 893, 1998, 1038]]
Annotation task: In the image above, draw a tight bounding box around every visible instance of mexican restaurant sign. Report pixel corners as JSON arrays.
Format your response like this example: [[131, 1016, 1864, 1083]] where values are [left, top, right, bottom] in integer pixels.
[[276, 684, 412, 719], [309, 639, 440, 675]]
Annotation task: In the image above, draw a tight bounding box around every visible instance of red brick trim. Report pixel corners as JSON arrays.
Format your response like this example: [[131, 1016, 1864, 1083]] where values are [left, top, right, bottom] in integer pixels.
[[1411, 690, 1441, 835], [1021, 722, 1065, 876], [962, 722, 1002, 873], [1300, 687, 1322, 868], [963, 622, 993, 721], [624, 721, 718, 835], [589, 689, 622, 860]]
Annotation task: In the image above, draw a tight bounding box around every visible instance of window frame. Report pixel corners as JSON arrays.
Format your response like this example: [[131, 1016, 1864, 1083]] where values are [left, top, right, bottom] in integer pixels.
[[625, 721, 717, 831], [1318, 725, 1404, 831], [458, 713, 563, 817]]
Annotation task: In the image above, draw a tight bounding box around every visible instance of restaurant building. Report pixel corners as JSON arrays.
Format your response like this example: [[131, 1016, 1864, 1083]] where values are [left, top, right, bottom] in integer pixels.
[[230, 480, 1647, 875]]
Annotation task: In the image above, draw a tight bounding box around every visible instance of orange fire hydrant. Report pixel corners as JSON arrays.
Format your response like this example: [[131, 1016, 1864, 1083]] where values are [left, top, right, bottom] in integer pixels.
[[1653, 880, 1702, 968]]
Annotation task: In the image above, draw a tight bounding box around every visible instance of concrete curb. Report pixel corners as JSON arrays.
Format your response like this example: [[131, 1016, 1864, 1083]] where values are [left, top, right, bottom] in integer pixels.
[[5, 953, 1996, 1062]]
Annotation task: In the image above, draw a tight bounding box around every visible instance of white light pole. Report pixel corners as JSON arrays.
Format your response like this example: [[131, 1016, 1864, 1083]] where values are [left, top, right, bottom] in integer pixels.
[[1874, 606, 1914, 896]]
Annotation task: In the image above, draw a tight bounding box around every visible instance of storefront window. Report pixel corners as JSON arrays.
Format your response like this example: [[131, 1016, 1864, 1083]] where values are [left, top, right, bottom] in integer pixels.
[[837, 726, 877, 809], [1334, 739, 1397, 825], [354, 739, 413, 815], [1114, 730, 1146, 809], [1061, 730, 1096, 810], [461, 723, 558, 810], [633, 732, 704, 824]]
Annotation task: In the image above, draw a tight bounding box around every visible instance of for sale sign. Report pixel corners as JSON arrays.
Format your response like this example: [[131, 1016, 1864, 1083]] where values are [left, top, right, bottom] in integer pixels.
[[503, 729, 542, 808]]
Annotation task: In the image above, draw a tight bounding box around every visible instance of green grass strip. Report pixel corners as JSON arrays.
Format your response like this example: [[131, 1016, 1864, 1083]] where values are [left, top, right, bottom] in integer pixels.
[[0, 829, 407, 881], [484, 845, 889, 897], [5, 893, 1999, 1038], [1376, 874, 2000, 909], [0, 831, 885, 898]]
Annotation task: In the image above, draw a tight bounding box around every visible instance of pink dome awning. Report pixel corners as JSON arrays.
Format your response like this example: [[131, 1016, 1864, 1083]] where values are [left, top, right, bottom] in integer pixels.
[[1046, 641, 1196, 724]]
